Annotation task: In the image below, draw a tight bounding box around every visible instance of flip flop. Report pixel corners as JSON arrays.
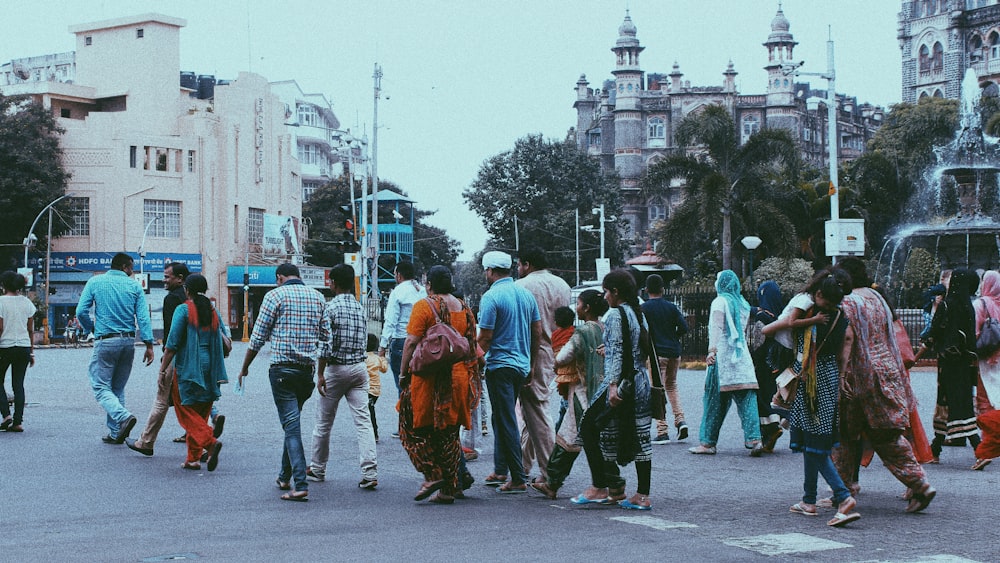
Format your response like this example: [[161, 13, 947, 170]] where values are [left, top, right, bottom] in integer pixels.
[[415, 480, 444, 501], [972, 458, 992, 471], [281, 492, 309, 502], [570, 494, 609, 505], [789, 502, 818, 516], [276, 478, 291, 491], [619, 499, 652, 511], [827, 511, 861, 527], [497, 482, 527, 494]]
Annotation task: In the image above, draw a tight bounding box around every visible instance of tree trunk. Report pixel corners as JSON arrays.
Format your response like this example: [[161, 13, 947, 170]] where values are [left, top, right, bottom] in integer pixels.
[[722, 210, 732, 271]]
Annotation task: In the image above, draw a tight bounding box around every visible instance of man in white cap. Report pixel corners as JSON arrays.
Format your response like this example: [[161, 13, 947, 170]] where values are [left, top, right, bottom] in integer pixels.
[[477, 250, 541, 494]]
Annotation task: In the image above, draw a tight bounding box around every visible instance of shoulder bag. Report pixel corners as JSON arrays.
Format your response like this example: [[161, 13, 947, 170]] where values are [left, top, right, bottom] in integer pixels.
[[976, 301, 1000, 357], [645, 332, 668, 421], [409, 296, 471, 375]]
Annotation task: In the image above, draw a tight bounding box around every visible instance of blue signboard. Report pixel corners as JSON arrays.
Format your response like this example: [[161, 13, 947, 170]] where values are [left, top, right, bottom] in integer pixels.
[[226, 265, 329, 288], [44, 252, 203, 272]]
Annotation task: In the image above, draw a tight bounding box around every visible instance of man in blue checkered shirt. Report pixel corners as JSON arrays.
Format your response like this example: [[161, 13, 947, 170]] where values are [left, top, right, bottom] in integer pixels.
[[238, 263, 327, 502], [308, 263, 378, 489], [76, 253, 155, 445]]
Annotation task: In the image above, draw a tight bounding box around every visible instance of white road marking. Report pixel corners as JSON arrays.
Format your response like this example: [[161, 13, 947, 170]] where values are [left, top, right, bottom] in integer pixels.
[[611, 515, 698, 530], [852, 556, 982, 563], [723, 532, 851, 556]]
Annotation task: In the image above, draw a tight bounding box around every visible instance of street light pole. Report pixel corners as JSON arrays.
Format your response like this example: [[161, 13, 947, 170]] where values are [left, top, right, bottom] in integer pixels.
[[741, 235, 763, 291], [24, 193, 73, 269], [783, 30, 840, 263], [138, 215, 161, 275]]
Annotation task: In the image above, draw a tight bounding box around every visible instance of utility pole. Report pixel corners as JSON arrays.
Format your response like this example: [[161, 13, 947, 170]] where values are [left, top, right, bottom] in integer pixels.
[[370, 63, 382, 310]]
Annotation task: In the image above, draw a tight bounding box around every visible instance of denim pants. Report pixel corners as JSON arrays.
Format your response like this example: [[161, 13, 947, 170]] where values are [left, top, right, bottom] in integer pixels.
[[486, 367, 527, 484], [388, 338, 405, 394], [269, 364, 314, 492], [88, 337, 137, 434], [802, 451, 850, 505], [310, 362, 378, 481], [0, 347, 31, 425]]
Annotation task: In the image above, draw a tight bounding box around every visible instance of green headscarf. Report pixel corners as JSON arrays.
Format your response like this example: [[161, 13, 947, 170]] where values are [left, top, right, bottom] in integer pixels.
[[715, 269, 750, 358]]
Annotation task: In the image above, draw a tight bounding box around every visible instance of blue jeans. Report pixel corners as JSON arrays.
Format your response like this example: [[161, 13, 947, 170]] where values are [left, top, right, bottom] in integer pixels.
[[486, 367, 527, 484], [269, 364, 315, 492], [802, 451, 851, 505], [388, 337, 405, 394], [88, 337, 136, 434]]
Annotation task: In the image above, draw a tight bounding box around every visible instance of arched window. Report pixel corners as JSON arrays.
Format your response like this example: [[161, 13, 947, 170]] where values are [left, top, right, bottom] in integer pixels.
[[920, 0, 932, 16], [933, 89, 944, 98], [919, 91, 930, 99], [971, 34, 984, 63], [990, 31, 1000, 59], [919, 44, 931, 72], [932, 42, 944, 72], [648, 196, 667, 222], [647, 117, 665, 148], [742, 114, 760, 143]]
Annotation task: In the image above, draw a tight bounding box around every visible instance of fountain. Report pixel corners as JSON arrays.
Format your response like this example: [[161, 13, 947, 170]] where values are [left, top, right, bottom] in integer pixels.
[[877, 68, 1000, 282]]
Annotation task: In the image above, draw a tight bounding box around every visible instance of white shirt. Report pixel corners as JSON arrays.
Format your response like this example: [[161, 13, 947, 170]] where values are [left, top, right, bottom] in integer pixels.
[[0, 295, 36, 348], [379, 279, 426, 348], [774, 292, 814, 349]]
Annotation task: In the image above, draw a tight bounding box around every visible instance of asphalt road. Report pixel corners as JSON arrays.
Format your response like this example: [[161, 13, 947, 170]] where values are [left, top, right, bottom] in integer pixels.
[[1, 342, 997, 562]]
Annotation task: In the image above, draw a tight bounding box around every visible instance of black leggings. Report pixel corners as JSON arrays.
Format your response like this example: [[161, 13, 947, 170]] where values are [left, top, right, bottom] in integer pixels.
[[0, 347, 30, 425], [580, 401, 651, 495]]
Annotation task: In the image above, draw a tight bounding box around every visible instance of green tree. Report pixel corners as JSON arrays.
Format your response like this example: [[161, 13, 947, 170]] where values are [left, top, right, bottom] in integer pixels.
[[868, 97, 958, 187], [0, 93, 71, 270], [463, 134, 623, 281], [643, 104, 801, 271], [302, 175, 354, 268]]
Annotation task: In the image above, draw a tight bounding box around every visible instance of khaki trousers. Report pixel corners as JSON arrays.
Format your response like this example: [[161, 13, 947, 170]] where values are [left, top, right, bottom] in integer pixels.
[[654, 356, 686, 434], [134, 363, 175, 450]]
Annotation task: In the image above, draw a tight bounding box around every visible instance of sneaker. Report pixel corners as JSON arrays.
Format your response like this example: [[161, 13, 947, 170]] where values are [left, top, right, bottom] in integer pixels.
[[676, 423, 689, 441], [391, 431, 400, 439], [359, 478, 378, 490], [463, 447, 479, 461], [306, 468, 325, 482], [651, 432, 671, 445]]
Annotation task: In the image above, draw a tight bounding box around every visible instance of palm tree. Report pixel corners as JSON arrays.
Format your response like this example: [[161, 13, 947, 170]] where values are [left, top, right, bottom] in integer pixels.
[[643, 104, 800, 270]]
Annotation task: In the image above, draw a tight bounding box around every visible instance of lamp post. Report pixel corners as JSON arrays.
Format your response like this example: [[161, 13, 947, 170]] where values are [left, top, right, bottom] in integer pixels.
[[138, 215, 161, 275], [23, 193, 73, 268], [741, 235, 763, 290], [782, 30, 844, 264]]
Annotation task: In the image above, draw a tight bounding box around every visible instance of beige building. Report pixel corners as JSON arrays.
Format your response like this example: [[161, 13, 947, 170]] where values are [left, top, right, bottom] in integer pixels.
[[3, 13, 320, 338]]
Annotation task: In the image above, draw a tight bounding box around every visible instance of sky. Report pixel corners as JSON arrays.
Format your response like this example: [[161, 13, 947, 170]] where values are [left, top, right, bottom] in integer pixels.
[[0, 1, 903, 260]]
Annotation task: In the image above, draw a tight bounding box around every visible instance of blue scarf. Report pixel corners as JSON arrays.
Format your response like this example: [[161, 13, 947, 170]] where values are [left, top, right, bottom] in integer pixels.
[[716, 269, 750, 358]]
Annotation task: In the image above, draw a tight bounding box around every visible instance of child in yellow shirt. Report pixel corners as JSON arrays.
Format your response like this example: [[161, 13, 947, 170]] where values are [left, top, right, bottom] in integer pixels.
[[366, 333, 388, 442]]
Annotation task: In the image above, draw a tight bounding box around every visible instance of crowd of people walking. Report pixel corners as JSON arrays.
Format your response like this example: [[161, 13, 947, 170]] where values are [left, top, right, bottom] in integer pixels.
[[3, 248, 997, 524]]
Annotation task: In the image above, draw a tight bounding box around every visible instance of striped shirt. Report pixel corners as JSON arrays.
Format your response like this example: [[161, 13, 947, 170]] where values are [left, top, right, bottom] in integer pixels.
[[76, 269, 154, 343], [318, 293, 366, 365], [249, 279, 328, 366]]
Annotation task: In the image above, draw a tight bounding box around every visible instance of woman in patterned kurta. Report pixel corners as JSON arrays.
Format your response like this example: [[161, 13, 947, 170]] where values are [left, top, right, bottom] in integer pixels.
[[832, 258, 936, 513], [972, 270, 1000, 469], [574, 270, 653, 510], [531, 290, 608, 500], [782, 273, 859, 526], [399, 266, 477, 504]]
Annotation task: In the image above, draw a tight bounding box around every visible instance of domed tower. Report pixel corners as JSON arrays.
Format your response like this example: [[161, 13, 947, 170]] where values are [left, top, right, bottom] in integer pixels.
[[612, 10, 645, 185], [763, 3, 797, 107]]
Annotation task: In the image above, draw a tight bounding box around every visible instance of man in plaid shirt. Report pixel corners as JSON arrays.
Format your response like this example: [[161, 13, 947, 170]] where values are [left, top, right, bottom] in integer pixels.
[[308, 264, 379, 489], [238, 263, 327, 502]]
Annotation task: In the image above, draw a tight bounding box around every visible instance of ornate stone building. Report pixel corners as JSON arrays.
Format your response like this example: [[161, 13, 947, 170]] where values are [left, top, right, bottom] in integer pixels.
[[899, 0, 1000, 102], [574, 8, 884, 252]]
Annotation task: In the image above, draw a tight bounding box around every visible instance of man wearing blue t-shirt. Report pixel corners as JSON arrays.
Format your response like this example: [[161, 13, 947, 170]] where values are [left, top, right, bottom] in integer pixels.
[[477, 251, 541, 494]]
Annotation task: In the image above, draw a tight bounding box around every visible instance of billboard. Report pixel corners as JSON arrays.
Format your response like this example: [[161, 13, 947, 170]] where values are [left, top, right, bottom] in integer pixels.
[[263, 214, 301, 256]]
